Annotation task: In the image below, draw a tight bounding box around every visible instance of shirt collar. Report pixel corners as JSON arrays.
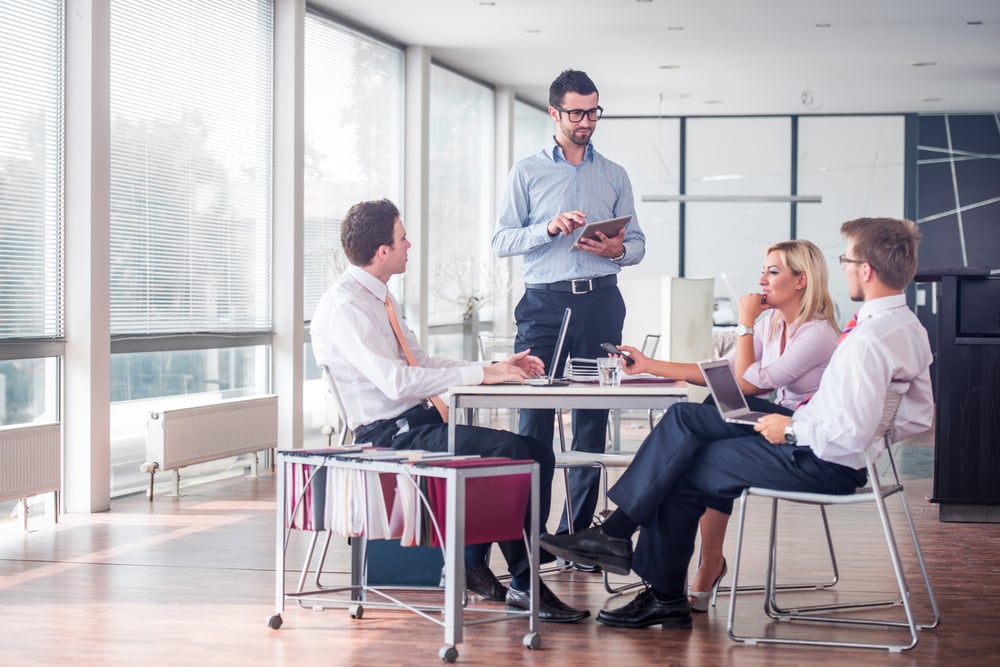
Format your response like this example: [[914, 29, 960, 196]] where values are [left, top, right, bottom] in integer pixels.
[[347, 264, 388, 302], [545, 137, 595, 164], [856, 293, 907, 321]]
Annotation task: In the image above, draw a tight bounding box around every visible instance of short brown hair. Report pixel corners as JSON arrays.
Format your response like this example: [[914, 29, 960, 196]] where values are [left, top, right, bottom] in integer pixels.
[[340, 199, 400, 266], [840, 217, 922, 290]]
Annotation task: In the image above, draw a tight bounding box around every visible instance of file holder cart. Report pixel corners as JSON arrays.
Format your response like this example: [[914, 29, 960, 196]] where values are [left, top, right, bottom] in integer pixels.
[[270, 450, 541, 663]]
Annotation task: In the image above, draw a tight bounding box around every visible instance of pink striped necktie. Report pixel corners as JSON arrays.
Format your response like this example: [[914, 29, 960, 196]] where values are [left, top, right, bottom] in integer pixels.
[[797, 312, 859, 409]]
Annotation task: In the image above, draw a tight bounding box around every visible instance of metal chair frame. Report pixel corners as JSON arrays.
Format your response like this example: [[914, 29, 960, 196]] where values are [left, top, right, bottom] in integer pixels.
[[726, 392, 940, 652]]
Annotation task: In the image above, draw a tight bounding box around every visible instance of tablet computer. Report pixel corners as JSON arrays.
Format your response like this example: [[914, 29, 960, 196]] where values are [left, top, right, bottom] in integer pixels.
[[569, 215, 631, 251]]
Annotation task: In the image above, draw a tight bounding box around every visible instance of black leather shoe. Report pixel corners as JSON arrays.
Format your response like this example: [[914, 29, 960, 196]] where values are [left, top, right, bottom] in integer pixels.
[[505, 581, 590, 623], [596, 588, 692, 629], [465, 563, 508, 602], [539, 527, 633, 575]]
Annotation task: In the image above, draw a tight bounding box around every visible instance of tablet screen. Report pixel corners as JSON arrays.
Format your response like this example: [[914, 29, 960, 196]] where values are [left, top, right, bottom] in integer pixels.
[[569, 215, 631, 251]]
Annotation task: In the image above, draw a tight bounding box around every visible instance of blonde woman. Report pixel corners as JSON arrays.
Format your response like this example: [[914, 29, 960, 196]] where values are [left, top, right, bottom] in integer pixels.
[[612, 239, 840, 611]]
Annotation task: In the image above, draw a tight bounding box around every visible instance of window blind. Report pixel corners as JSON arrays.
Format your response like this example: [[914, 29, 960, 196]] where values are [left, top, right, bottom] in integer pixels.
[[303, 11, 403, 318], [0, 0, 63, 339], [109, 0, 273, 335]]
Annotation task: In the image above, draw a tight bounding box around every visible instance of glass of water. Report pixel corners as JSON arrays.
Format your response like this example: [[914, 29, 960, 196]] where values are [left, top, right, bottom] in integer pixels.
[[597, 357, 623, 387]]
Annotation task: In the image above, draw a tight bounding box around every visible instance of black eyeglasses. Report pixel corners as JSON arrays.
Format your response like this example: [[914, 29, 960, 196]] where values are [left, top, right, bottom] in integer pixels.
[[554, 105, 603, 122]]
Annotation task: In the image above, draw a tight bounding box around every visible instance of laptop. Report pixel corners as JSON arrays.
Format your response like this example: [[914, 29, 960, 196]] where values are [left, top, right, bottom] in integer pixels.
[[513, 307, 572, 386], [698, 358, 772, 426]]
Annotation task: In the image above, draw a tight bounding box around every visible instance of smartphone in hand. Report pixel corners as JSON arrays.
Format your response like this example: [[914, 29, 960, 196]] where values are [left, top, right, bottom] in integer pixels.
[[600, 342, 635, 366]]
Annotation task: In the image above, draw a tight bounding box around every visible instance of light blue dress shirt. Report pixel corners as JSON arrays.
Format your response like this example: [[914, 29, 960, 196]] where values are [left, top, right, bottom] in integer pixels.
[[493, 139, 645, 284]]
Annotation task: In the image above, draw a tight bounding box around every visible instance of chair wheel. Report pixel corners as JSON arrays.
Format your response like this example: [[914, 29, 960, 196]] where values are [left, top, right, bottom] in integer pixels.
[[439, 646, 458, 662], [523, 632, 541, 649], [267, 614, 282, 629]]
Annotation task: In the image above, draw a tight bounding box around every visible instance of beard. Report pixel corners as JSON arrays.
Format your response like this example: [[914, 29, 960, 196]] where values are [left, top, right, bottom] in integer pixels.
[[559, 122, 592, 147]]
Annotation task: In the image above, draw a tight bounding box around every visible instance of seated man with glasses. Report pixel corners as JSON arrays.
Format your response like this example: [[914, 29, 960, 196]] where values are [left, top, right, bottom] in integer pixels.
[[492, 69, 646, 549]]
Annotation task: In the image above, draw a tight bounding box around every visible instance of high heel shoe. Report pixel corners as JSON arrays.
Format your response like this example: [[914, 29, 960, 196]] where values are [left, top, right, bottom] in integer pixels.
[[687, 558, 727, 613]]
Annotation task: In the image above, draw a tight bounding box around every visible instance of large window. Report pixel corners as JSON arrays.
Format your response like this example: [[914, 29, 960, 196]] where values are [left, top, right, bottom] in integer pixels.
[[427, 65, 494, 356], [303, 12, 404, 321], [0, 0, 63, 427], [685, 117, 792, 299], [798, 116, 905, 325], [108, 0, 273, 494], [302, 11, 404, 442]]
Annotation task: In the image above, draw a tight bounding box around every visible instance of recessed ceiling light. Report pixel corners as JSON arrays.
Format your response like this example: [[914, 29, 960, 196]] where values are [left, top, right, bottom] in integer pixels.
[[704, 99, 724, 105], [815, 23, 831, 28], [921, 97, 943, 103], [479, 1, 496, 5], [525, 28, 541, 34], [667, 26, 684, 31], [967, 20, 983, 25], [658, 64, 680, 70], [909, 61, 937, 67], [636, 0, 653, 3]]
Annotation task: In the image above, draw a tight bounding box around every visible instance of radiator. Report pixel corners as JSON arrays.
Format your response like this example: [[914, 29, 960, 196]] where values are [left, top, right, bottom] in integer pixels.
[[144, 395, 278, 473], [0, 422, 61, 504]]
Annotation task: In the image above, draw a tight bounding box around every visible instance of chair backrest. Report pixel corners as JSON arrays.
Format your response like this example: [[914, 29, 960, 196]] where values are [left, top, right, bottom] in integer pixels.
[[867, 390, 904, 459], [478, 331, 516, 362], [319, 363, 353, 447], [641, 333, 660, 357]]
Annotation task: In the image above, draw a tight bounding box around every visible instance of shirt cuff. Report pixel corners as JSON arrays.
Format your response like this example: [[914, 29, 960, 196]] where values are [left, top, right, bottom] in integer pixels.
[[458, 365, 485, 386]]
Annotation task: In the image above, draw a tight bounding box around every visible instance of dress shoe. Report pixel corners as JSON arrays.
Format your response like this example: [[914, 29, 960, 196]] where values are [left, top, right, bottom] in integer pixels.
[[465, 563, 508, 602], [539, 527, 633, 575], [687, 558, 727, 613], [505, 581, 590, 623], [596, 588, 692, 629]]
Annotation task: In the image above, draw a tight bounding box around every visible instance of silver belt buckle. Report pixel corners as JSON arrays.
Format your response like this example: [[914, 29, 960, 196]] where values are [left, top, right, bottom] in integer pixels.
[[571, 278, 593, 294]]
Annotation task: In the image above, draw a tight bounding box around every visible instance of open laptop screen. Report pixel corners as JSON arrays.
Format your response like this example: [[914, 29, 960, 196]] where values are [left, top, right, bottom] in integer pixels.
[[699, 359, 750, 415]]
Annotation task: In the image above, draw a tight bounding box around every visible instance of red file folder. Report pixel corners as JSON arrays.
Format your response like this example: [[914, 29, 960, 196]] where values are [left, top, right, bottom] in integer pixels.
[[418, 458, 533, 547]]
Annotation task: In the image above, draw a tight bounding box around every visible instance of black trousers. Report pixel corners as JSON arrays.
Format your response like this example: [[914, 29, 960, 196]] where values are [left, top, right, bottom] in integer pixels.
[[608, 402, 865, 598], [514, 284, 626, 533], [355, 405, 555, 577]]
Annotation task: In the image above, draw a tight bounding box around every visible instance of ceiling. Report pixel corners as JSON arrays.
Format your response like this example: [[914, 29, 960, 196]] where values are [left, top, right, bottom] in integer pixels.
[[311, 0, 1000, 117]]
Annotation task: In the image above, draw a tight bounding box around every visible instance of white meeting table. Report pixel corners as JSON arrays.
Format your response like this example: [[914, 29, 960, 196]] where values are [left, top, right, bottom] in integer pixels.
[[445, 381, 689, 452]]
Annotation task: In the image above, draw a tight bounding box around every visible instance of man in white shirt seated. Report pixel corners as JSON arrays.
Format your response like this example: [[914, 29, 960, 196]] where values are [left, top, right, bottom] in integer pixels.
[[539, 217, 933, 629], [310, 198, 588, 623]]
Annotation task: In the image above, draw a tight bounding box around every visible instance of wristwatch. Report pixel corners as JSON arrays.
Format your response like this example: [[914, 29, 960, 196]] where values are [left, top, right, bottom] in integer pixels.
[[611, 247, 626, 262], [784, 424, 797, 445], [735, 324, 754, 337]]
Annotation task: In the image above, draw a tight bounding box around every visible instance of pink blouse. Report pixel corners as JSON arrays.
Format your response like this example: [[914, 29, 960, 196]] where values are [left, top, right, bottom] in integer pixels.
[[724, 309, 840, 410]]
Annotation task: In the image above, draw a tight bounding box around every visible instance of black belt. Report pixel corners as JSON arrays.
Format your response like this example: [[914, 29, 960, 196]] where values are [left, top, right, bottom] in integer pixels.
[[525, 275, 617, 295]]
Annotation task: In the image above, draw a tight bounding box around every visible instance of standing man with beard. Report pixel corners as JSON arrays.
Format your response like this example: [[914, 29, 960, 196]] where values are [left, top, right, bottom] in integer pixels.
[[492, 70, 646, 546]]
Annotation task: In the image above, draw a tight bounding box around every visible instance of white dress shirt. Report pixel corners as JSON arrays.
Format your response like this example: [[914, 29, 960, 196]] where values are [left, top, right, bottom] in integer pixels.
[[311, 265, 487, 431], [791, 294, 934, 469]]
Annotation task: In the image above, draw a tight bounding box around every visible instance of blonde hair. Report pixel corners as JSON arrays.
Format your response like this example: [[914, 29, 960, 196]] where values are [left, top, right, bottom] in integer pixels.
[[766, 240, 839, 338]]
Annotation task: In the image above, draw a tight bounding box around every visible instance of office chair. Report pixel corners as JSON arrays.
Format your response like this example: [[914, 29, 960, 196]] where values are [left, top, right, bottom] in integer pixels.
[[727, 390, 940, 652], [294, 364, 355, 594]]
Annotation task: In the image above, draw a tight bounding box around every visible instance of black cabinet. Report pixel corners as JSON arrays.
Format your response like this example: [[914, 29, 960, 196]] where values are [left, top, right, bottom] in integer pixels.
[[918, 268, 1000, 522]]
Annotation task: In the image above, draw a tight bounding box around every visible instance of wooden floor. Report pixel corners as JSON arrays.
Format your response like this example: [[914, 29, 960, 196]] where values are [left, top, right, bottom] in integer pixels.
[[2, 439, 999, 666]]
